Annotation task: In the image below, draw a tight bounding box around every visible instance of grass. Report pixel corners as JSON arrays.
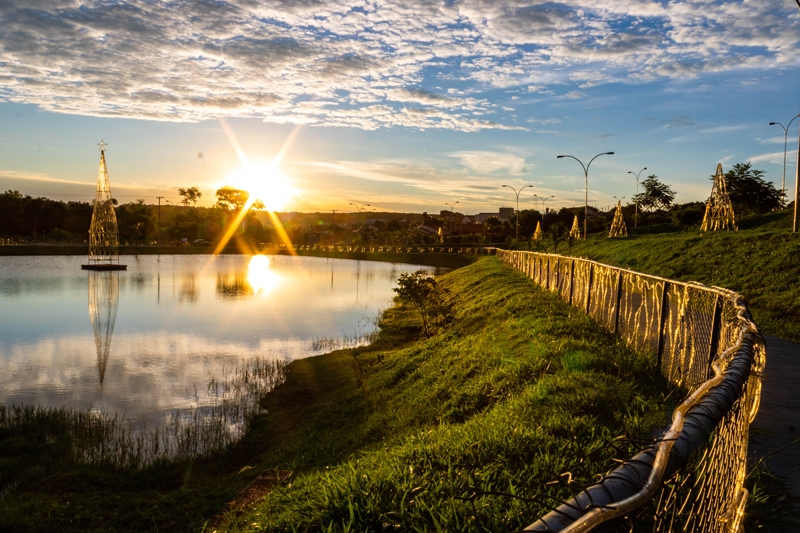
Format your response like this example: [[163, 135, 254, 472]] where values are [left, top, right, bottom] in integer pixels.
[[0, 256, 672, 532], [530, 212, 800, 342], [216, 257, 672, 532]]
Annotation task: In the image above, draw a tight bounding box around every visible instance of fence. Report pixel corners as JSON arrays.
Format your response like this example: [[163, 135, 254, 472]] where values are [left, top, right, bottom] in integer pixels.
[[496, 250, 765, 533], [260, 243, 495, 254]]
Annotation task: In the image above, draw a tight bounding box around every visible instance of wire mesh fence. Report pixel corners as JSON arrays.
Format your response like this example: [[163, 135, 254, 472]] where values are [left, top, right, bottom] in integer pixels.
[[496, 250, 765, 533]]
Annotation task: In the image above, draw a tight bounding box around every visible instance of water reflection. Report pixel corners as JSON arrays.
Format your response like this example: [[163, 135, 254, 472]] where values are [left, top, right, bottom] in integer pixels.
[[247, 255, 280, 296], [179, 273, 199, 304], [0, 255, 437, 422], [216, 273, 253, 299], [88, 271, 119, 385]]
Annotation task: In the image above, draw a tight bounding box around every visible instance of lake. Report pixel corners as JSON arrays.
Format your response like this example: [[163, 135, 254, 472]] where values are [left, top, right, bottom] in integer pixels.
[[0, 254, 437, 422]]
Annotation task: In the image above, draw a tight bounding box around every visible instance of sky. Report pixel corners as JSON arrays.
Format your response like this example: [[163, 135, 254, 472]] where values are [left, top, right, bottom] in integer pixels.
[[1, 0, 799, 214]]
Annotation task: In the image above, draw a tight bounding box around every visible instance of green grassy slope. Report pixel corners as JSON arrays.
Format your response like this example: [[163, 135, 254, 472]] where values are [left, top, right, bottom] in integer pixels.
[[218, 257, 670, 532], [539, 226, 800, 342]]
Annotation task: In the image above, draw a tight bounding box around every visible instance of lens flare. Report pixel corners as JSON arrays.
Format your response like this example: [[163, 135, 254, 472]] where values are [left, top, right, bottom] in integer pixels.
[[247, 255, 280, 295], [227, 163, 294, 211]]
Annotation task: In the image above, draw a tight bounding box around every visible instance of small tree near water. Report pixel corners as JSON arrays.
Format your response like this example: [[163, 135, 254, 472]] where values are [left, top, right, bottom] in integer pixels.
[[393, 271, 454, 338]]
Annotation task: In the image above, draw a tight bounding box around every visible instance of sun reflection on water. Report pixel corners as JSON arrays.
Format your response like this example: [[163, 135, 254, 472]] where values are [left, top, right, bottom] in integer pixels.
[[247, 255, 281, 296]]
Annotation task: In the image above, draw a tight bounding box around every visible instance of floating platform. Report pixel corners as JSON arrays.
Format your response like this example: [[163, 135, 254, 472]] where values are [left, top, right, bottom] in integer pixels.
[[81, 264, 127, 271]]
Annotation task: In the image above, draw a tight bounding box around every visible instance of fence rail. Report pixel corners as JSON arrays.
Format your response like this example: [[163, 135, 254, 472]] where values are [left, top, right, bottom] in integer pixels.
[[496, 250, 765, 533], [260, 243, 496, 254]]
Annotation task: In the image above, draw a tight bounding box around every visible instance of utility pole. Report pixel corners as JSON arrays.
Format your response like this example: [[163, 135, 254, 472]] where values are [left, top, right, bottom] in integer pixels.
[[156, 196, 164, 242], [331, 209, 337, 243]]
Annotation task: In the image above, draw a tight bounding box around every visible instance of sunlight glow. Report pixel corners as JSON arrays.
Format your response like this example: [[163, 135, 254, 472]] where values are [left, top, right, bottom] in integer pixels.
[[227, 163, 294, 212], [213, 122, 301, 256], [247, 255, 281, 296]]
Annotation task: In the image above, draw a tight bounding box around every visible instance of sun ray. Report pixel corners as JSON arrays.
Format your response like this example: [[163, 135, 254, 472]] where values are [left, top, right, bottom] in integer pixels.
[[213, 124, 302, 255]]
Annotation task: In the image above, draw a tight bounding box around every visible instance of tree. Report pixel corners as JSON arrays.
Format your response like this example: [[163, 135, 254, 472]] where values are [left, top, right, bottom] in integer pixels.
[[723, 162, 782, 214], [178, 186, 203, 207], [671, 202, 705, 230], [484, 216, 502, 243], [214, 187, 265, 211], [633, 175, 676, 213], [214, 187, 248, 211], [549, 222, 566, 254], [392, 271, 454, 338]]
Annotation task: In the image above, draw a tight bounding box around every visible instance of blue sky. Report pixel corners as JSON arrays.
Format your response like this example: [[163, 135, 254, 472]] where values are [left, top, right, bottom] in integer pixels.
[[1, 0, 799, 214]]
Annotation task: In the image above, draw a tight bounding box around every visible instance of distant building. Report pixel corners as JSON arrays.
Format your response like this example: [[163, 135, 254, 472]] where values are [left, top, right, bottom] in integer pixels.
[[473, 207, 514, 223]]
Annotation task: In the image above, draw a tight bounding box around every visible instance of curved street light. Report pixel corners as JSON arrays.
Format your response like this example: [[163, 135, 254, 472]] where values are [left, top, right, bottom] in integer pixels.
[[769, 114, 800, 209], [532, 194, 555, 230], [349, 202, 371, 233], [502, 184, 533, 241], [445, 201, 459, 239], [557, 152, 614, 240], [627, 167, 647, 229]]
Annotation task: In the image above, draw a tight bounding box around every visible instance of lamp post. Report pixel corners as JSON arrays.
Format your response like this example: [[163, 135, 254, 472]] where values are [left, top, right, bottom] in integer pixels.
[[502, 185, 533, 241], [627, 167, 647, 229], [533, 194, 554, 230], [769, 115, 800, 208], [795, 125, 800, 232], [445, 201, 459, 239], [349, 202, 370, 232], [557, 152, 614, 240]]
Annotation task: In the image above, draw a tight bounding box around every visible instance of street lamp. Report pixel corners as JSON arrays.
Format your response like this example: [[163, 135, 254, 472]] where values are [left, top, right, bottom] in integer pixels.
[[557, 152, 615, 240], [502, 184, 533, 241], [349, 202, 371, 233], [445, 201, 459, 239], [627, 167, 647, 229], [532, 194, 555, 230], [769, 115, 800, 208]]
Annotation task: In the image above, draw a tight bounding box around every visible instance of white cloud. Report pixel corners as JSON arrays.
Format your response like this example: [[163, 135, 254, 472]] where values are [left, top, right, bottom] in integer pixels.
[[449, 151, 528, 175], [748, 151, 788, 164], [0, 0, 797, 130]]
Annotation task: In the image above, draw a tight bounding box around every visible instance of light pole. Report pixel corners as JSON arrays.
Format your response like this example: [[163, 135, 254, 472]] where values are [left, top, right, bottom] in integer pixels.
[[795, 125, 800, 232], [533, 194, 554, 230], [445, 201, 459, 239], [557, 152, 614, 240], [627, 167, 647, 229], [769, 115, 800, 208], [349, 202, 371, 233], [502, 184, 533, 241]]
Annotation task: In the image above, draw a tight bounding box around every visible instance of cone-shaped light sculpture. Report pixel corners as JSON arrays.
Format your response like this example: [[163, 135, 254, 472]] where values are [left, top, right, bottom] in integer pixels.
[[82, 141, 127, 270]]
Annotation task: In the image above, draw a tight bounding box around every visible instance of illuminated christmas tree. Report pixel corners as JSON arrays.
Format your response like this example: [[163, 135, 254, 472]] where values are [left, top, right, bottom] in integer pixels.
[[608, 200, 628, 237], [700, 163, 737, 232], [569, 215, 581, 239], [533, 221, 543, 241], [83, 141, 126, 270]]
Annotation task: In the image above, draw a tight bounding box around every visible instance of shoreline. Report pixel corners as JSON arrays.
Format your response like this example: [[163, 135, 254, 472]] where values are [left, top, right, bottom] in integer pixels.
[[0, 245, 481, 268]]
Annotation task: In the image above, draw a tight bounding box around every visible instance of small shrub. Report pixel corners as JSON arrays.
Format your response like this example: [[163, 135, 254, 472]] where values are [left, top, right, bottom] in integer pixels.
[[392, 270, 454, 337]]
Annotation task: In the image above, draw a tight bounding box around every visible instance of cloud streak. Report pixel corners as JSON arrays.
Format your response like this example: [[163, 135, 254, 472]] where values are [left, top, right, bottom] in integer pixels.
[[0, 0, 797, 130]]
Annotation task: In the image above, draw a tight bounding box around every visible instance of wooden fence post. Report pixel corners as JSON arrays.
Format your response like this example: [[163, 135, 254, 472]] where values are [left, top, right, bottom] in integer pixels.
[[586, 263, 594, 314], [707, 294, 723, 377], [613, 270, 623, 336], [569, 259, 575, 306], [656, 281, 670, 369]]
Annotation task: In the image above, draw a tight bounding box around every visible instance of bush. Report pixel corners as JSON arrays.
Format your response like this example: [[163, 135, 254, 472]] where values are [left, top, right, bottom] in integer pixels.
[[393, 270, 454, 337]]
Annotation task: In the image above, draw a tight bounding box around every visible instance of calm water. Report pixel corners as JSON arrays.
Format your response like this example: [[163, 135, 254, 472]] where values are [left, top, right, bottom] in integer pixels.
[[0, 254, 436, 420]]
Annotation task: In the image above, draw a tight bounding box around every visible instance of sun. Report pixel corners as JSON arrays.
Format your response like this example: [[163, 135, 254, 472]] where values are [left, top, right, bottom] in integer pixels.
[[226, 163, 294, 211]]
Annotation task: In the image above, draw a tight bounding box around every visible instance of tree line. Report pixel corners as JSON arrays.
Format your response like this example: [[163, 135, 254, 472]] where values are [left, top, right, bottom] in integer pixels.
[[0, 186, 271, 245], [0, 162, 786, 245]]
